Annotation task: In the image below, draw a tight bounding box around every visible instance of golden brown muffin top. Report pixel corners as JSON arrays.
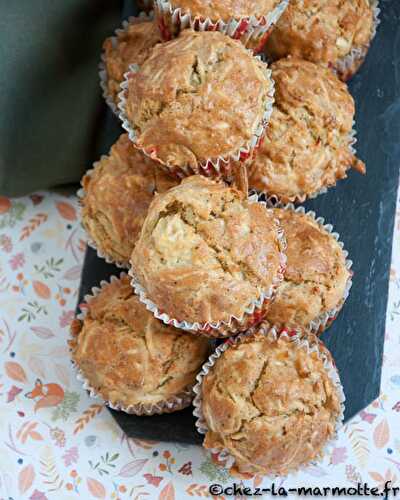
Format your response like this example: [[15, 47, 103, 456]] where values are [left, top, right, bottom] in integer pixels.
[[81, 134, 178, 266], [103, 20, 162, 107], [170, 0, 282, 19], [124, 30, 273, 169], [265, 0, 375, 66], [265, 209, 350, 329], [70, 275, 210, 408], [247, 57, 365, 201], [202, 329, 342, 476], [131, 175, 284, 325]]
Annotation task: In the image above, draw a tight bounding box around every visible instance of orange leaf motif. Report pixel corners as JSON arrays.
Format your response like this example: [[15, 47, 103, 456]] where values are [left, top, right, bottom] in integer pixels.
[[373, 419, 390, 449], [5, 361, 27, 382], [87, 477, 106, 499], [0, 196, 11, 214], [18, 464, 35, 495], [159, 481, 175, 500], [56, 201, 76, 221], [33, 281, 51, 299]]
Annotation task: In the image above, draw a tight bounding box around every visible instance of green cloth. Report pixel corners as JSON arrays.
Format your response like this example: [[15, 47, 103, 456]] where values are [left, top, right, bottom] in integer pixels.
[[0, 1, 121, 196]]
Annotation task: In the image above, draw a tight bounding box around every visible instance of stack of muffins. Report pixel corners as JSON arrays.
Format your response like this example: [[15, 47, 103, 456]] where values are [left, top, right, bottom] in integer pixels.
[[71, 0, 379, 478]]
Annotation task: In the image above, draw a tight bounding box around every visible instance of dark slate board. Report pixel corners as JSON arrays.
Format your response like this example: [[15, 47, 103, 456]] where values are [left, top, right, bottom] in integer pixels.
[[76, 0, 400, 444]]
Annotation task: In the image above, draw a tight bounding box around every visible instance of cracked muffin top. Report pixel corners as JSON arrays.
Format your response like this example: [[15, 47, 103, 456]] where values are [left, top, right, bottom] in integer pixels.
[[102, 20, 162, 107], [247, 57, 365, 202], [264, 0, 375, 68], [80, 134, 178, 267], [168, 0, 283, 19], [130, 175, 284, 326], [202, 329, 342, 476], [70, 275, 210, 409], [265, 209, 350, 329], [123, 30, 273, 170]]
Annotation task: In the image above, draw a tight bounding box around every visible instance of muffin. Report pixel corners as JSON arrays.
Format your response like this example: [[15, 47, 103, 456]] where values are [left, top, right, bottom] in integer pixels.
[[70, 274, 210, 414], [264, 0, 379, 80], [246, 57, 366, 203], [194, 325, 344, 477], [101, 17, 162, 111], [155, 0, 289, 52], [130, 175, 286, 337], [119, 30, 274, 178], [265, 206, 352, 333], [79, 134, 178, 267]]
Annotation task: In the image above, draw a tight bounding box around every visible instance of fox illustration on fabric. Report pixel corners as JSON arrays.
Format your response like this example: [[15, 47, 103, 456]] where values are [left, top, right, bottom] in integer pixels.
[[25, 378, 65, 412]]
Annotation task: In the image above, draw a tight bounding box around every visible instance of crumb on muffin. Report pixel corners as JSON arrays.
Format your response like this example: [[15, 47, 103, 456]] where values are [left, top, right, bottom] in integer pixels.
[[201, 329, 342, 476], [264, 0, 376, 73], [70, 275, 210, 410], [130, 175, 284, 328], [247, 57, 365, 202], [102, 20, 162, 106], [265, 208, 350, 330], [123, 30, 274, 170], [168, 0, 283, 20], [80, 134, 178, 266]]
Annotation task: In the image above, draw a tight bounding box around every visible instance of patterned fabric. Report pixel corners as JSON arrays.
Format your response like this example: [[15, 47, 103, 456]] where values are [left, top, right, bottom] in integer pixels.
[[0, 189, 399, 499]]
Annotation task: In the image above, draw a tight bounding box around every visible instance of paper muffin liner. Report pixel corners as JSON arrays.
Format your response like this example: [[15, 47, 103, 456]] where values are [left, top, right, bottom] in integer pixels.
[[252, 122, 361, 204], [154, 0, 289, 53], [269, 203, 353, 335], [99, 12, 154, 115], [69, 272, 196, 415], [128, 193, 287, 338], [334, 1, 380, 81], [192, 324, 346, 477], [117, 57, 275, 180], [76, 165, 129, 269]]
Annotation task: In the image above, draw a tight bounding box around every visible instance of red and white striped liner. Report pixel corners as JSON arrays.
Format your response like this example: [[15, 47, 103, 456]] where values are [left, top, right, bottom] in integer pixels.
[[154, 0, 289, 53]]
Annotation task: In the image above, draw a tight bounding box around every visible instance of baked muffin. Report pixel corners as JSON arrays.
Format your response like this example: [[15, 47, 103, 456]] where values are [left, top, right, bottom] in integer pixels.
[[101, 18, 162, 111], [264, 0, 378, 80], [155, 0, 289, 52], [265, 207, 351, 333], [119, 30, 274, 178], [70, 275, 210, 414], [130, 175, 286, 337], [80, 134, 178, 267], [194, 325, 344, 476], [247, 57, 366, 203]]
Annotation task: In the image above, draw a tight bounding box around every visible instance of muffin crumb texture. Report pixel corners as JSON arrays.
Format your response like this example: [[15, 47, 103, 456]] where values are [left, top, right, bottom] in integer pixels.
[[131, 176, 283, 327], [103, 20, 162, 106], [71, 276, 210, 410], [124, 30, 273, 169], [81, 134, 177, 266], [247, 57, 365, 201], [264, 0, 375, 68], [202, 331, 341, 476], [265, 208, 350, 329], [169, 0, 283, 19]]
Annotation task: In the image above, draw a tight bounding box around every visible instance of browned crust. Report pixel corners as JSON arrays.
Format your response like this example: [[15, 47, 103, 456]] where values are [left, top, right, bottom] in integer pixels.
[[202, 330, 341, 476], [80, 134, 178, 266], [131, 175, 283, 324], [103, 20, 162, 106], [125, 30, 273, 168], [169, 0, 282, 19], [265, 209, 350, 328], [70, 276, 210, 408], [264, 0, 375, 68], [247, 57, 365, 201]]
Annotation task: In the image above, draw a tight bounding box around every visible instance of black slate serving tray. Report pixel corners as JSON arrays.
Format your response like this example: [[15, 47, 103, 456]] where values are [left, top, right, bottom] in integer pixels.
[[77, 0, 400, 444]]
